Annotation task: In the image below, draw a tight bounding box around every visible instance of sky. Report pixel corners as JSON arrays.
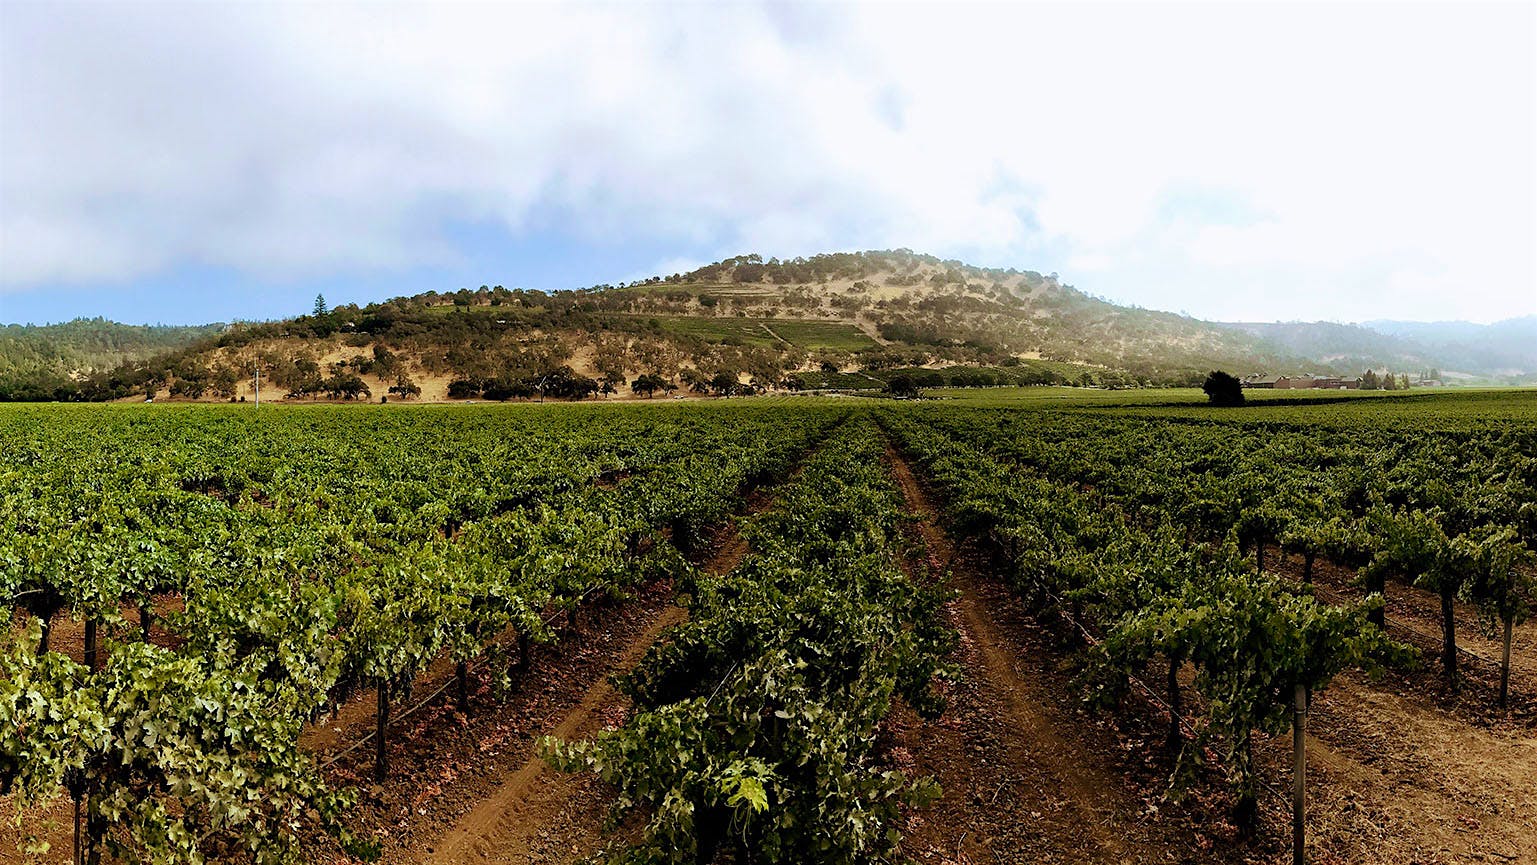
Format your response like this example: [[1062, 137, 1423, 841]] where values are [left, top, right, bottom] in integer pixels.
[[2, 1, 1534, 326]]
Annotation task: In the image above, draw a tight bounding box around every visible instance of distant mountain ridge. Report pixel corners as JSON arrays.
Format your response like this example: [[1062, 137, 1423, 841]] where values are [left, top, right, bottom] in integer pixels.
[[1224, 315, 1536, 381], [1361, 316, 1537, 375], [2, 252, 1531, 400]]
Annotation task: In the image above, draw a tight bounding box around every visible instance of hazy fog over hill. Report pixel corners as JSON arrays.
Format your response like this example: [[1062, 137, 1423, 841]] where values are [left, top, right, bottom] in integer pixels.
[[1223, 316, 1537, 380]]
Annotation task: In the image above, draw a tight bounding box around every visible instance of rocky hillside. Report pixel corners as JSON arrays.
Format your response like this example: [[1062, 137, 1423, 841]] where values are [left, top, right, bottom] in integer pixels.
[[4, 251, 1528, 401]]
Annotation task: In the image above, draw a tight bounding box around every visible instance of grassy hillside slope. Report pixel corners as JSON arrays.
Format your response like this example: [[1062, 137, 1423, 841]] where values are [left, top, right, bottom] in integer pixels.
[[5, 251, 1524, 401]]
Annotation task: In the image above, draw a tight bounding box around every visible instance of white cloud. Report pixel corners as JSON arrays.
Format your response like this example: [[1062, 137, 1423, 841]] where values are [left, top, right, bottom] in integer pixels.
[[1, 1, 1532, 323]]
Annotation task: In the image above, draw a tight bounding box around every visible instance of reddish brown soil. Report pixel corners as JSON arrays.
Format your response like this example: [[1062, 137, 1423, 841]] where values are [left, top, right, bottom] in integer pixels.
[[404, 599, 683, 864], [884, 446, 1243, 865], [302, 641, 477, 757], [410, 487, 777, 865], [10, 594, 185, 665], [285, 580, 677, 865]]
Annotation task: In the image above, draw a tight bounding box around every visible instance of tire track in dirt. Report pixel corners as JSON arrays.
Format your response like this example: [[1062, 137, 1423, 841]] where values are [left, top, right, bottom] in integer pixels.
[[884, 443, 1195, 865], [417, 604, 685, 864], [418, 487, 778, 864]]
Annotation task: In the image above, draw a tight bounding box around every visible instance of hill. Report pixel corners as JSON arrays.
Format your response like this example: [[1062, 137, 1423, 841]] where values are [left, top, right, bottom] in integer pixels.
[[3, 251, 1530, 401], [0, 318, 226, 400], [1362, 316, 1537, 379], [1222, 317, 1537, 386]]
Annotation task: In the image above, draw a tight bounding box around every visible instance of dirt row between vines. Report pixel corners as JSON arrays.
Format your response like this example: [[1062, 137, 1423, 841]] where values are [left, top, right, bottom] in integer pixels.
[[413, 498, 764, 865], [884, 444, 1537, 865], [290, 479, 772, 865], [883, 444, 1244, 865], [9, 594, 186, 666]]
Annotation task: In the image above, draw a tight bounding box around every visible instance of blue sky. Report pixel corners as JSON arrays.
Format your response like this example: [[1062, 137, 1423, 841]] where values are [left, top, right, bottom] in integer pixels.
[[0, 223, 726, 325], [2, 1, 1533, 326]]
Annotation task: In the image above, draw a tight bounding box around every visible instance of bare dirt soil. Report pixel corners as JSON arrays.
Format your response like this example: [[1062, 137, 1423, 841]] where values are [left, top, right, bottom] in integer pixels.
[[407, 599, 684, 865], [884, 445, 1242, 865], [409, 488, 774, 865], [9, 593, 185, 664], [1252, 672, 1537, 865], [289, 580, 678, 865]]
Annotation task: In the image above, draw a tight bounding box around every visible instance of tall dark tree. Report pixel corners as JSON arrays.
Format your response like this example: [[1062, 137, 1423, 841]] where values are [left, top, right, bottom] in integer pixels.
[[1202, 371, 1244, 406], [313, 294, 328, 316], [886, 374, 920, 398], [709, 371, 739, 396], [631, 373, 669, 398]]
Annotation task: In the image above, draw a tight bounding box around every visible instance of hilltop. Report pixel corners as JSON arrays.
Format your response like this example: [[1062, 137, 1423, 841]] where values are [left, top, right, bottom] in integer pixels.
[[3, 251, 1531, 401]]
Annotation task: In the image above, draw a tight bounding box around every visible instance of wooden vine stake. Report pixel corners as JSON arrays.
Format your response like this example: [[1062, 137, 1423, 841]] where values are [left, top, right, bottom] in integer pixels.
[[73, 792, 82, 865], [83, 620, 98, 670], [1499, 617, 1513, 709], [375, 685, 390, 782], [1292, 682, 1307, 865]]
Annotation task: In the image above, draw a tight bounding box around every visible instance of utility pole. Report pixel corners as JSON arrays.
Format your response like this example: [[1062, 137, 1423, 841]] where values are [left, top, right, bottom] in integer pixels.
[[253, 367, 260, 407]]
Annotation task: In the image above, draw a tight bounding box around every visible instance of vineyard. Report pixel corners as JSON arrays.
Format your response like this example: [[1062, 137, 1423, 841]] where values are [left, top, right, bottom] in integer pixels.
[[3, 389, 1534, 864]]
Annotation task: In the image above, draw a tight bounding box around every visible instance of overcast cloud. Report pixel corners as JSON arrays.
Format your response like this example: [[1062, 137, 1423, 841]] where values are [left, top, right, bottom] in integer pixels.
[[2, 1, 1533, 324]]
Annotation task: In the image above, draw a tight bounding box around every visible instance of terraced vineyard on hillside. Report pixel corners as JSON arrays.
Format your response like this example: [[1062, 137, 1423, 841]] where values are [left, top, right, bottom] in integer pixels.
[[3, 389, 1534, 864]]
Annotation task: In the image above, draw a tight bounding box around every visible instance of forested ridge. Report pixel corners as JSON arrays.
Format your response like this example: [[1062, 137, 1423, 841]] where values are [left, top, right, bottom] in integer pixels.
[[0, 319, 225, 400]]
